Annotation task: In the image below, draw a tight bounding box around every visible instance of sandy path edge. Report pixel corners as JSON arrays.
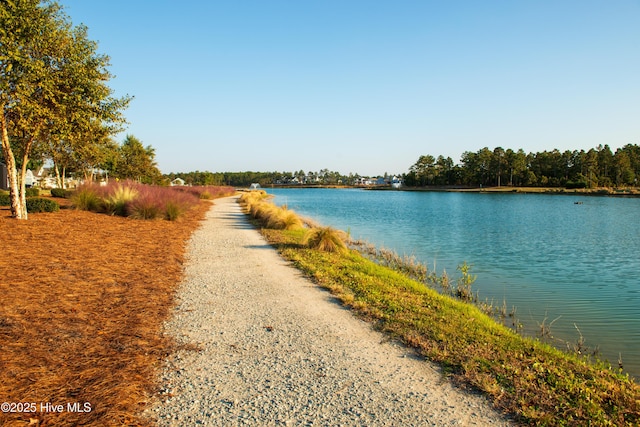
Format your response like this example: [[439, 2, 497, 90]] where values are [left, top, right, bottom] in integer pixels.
[[146, 196, 515, 426]]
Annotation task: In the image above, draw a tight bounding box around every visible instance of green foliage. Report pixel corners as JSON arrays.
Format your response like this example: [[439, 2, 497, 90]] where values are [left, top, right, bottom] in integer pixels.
[[165, 169, 356, 187], [112, 135, 162, 184], [50, 188, 71, 198], [455, 261, 476, 302], [407, 143, 640, 188], [25, 197, 59, 213], [0, 0, 130, 219], [25, 188, 40, 197], [565, 180, 587, 189], [0, 193, 10, 206], [259, 226, 639, 426], [72, 187, 103, 212]]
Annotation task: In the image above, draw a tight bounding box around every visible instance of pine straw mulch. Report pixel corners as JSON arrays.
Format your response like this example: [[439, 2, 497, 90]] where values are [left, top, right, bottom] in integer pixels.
[[0, 198, 211, 426]]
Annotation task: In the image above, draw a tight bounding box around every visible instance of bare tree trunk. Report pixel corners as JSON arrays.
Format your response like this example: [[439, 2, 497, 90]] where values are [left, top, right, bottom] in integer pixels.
[[19, 137, 36, 220], [54, 162, 62, 189], [0, 114, 25, 219]]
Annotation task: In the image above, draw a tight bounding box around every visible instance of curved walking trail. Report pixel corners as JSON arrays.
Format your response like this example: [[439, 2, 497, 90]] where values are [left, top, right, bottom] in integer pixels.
[[149, 196, 514, 426]]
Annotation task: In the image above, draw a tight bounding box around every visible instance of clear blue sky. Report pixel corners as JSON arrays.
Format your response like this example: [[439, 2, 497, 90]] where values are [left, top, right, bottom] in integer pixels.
[[61, 0, 640, 176]]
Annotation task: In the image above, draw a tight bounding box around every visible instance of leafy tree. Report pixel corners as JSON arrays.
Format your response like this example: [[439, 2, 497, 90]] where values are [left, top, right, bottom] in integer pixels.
[[409, 154, 436, 186], [0, 0, 129, 218], [491, 147, 506, 186], [1, 0, 64, 218], [113, 135, 161, 183]]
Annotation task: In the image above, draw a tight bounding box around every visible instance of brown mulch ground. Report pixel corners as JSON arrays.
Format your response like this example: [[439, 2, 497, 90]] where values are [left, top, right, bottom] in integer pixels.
[[0, 198, 211, 426]]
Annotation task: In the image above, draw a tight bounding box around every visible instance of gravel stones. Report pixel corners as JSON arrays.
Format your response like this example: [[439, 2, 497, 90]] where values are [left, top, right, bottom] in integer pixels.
[[147, 196, 514, 426]]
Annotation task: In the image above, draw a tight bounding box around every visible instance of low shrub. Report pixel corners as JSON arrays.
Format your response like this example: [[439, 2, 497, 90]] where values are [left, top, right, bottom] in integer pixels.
[[0, 193, 9, 206], [25, 187, 40, 197], [50, 188, 71, 198], [25, 197, 59, 213]]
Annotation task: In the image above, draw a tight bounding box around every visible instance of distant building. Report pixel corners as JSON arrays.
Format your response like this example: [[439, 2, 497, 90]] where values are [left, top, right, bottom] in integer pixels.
[[170, 178, 186, 186], [25, 169, 35, 188]]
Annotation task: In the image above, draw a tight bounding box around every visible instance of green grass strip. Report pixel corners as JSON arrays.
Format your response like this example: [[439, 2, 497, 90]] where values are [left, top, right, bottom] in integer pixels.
[[261, 227, 640, 426]]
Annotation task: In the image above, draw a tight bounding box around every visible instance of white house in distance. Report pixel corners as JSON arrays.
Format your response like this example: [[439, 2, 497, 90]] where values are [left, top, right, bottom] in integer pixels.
[[0, 164, 33, 189], [170, 178, 185, 187]]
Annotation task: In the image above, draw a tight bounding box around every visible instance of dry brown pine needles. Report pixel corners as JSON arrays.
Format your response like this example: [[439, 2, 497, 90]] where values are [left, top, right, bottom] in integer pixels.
[[0, 198, 210, 426]]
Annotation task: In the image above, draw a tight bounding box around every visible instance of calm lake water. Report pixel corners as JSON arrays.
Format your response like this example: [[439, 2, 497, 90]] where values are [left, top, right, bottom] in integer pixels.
[[266, 188, 640, 379]]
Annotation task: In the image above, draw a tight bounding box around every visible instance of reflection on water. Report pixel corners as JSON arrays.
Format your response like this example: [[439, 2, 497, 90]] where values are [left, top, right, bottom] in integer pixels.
[[267, 188, 640, 378]]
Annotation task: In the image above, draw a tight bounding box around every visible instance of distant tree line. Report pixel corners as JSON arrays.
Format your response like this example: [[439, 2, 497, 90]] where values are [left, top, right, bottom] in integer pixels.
[[404, 144, 640, 188], [165, 169, 371, 187]]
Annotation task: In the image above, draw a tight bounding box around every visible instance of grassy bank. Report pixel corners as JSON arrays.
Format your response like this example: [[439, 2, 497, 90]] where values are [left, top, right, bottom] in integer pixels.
[[239, 191, 639, 426]]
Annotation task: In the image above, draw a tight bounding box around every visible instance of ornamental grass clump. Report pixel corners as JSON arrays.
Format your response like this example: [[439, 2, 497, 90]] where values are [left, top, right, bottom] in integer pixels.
[[104, 183, 138, 216], [266, 206, 304, 230], [302, 226, 348, 253], [73, 182, 202, 220], [240, 192, 304, 230], [126, 185, 199, 220], [72, 185, 103, 212], [163, 189, 200, 221]]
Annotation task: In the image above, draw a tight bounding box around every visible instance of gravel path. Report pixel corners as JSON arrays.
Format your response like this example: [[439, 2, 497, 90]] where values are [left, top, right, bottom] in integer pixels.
[[148, 196, 515, 426]]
